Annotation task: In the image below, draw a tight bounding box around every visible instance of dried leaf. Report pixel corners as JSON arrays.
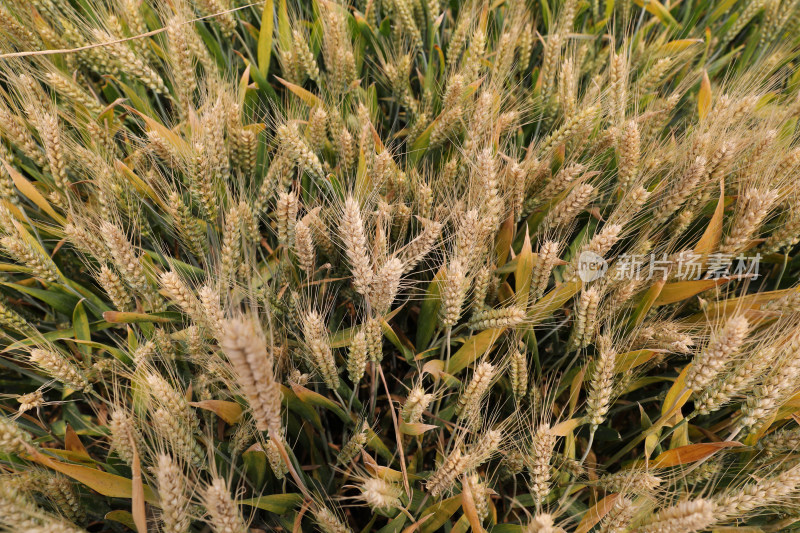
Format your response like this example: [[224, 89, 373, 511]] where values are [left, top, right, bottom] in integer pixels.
[[190, 400, 243, 424], [575, 494, 620, 533], [698, 70, 712, 120], [651, 441, 743, 468]]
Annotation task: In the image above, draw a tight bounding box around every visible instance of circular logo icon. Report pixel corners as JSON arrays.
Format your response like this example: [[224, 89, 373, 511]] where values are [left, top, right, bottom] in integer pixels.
[[577, 251, 608, 282]]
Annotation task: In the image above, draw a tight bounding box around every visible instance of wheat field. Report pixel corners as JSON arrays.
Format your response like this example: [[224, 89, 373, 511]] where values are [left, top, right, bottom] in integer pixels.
[[1, 0, 800, 531]]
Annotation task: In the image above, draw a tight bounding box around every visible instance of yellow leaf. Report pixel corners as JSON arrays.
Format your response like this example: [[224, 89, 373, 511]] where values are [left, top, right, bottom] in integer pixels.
[[445, 328, 506, 375], [614, 350, 657, 373], [695, 178, 725, 255], [633, 0, 678, 26], [125, 107, 191, 158], [2, 159, 65, 224], [575, 494, 620, 533], [64, 424, 90, 461], [363, 452, 414, 483], [661, 364, 692, 423], [451, 515, 470, 533], [416, 496, 462, 533], [40, 448, 97, 465], [670, 413, 690, 449], [190, 400, 243, 424], [27, 451, 157, 503], [653, 279, 729, 306], [460, 477, 485, 533], [238, 63, 251, 104], [698, 70, 712, 120], [495, 214, 514, 266], [651, 441, 743, 468], [660, 39, 704, 54], [131, 442, 147, 533], [551, 418, 582, 437], [529, 279, 583, 323], [569, 366, 587, 416], [115, 160, 168, 212], [515, 229, 533, 309], [289, 383, 349, 422], [421, 359, 444, 378], [628, 279, 665, 329], [704, 286, 797, 315], [257, 0, 274, 77], [274, 76, 321, 107], [103, 311, 177, 324], [751, 412, 778, 442], [400, 422, 438, 436], [106, 511, 136, 530], [645, 431, 661, 458]]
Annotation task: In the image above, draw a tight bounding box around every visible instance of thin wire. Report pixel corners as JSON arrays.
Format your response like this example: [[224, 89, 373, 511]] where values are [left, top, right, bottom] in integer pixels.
[[0, 2, 263, 60]]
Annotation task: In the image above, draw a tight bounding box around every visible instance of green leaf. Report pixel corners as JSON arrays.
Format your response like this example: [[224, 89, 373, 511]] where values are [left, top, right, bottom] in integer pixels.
[[66, 279, 111, 315], [60, 339, 130, 364], [418, 496, 462, 533], [277, 0, 291, 48], [114, 78, 157, 118], [627, 280, 665, 330], [244, 56, 279, 103], [416, 268, 444, 350], [27, 452, 157, 503], [281, 385, 323, 431], [242, 446, 267, 488], [515, 229, 533, 308], [73, 300, 91, 357], [1, 282, 78, 316], [378, 514, 408, 533], [381, 319, 414, 363], [241, 493, 303, 514], [540, 0, 552, 30], [408, 118, 435, 161], [105, 510, 137, 530], [258, 0, 274, 77], [290, 383, 350, 423], [102, 311, 182, 324], [446, 328, 506, 375], [3, 321, 113, 352]]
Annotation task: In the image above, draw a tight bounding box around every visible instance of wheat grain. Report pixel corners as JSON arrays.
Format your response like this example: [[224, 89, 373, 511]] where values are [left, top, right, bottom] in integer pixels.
[[219, 318, 282, 435], [155, 454, 191, 533], [456, 361, 495, 430], [303, 310, 339, 390], [686, 316, 749, 393], [203, 477, 247, 533], [638, 499, 716, 533], [30, 349, 89, 391]]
